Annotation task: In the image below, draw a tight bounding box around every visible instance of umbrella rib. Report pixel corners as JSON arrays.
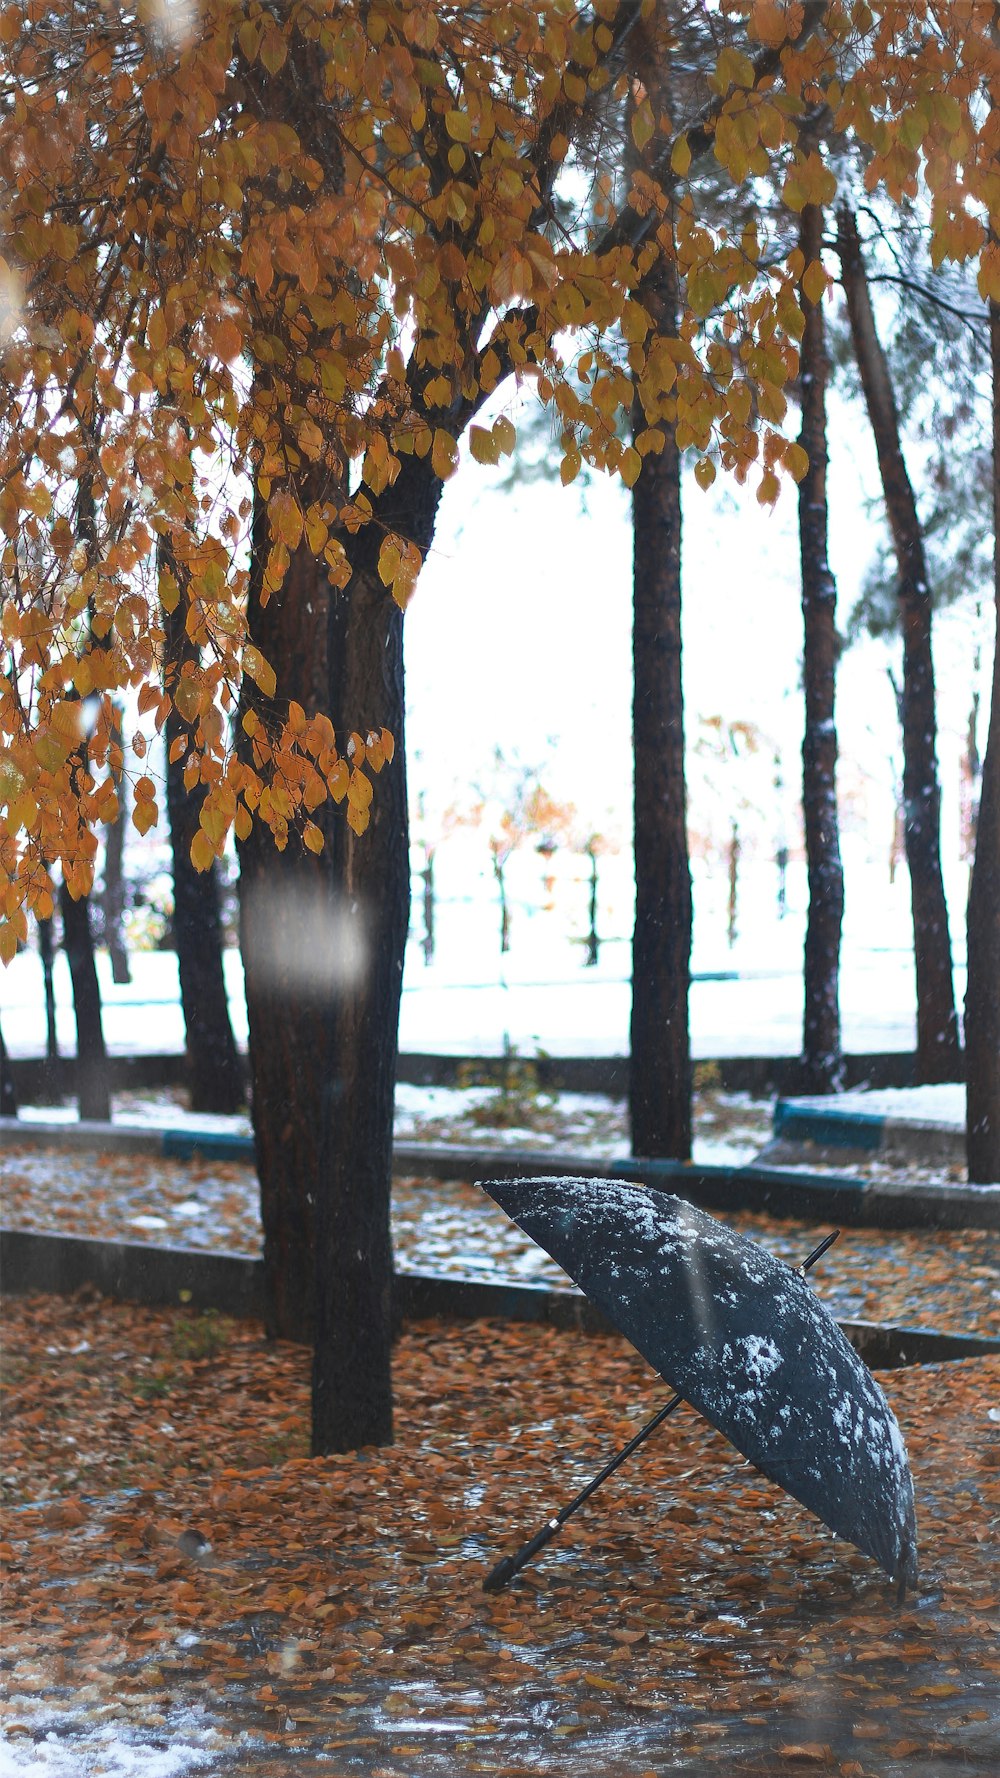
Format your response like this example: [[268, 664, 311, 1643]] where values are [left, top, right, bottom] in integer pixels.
[[481, 1230, 840, 1593]]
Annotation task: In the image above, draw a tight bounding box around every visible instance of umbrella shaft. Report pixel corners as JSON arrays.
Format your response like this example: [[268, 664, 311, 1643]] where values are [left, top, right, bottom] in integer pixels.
[[557, 1392, 684, 1521]]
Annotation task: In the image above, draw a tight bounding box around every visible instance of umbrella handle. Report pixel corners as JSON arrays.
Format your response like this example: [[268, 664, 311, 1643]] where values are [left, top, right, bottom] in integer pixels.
[[483, 1519, 562, 1593]]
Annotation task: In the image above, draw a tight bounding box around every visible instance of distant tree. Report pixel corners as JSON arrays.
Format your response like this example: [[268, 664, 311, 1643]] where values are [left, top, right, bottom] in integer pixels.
[[161, 538, 244, 1116], [837, 204, 961, 1083], [0, 1018, 16, 1117], [59, 876, 110, 1121], [965, 296, 1000, 1185]]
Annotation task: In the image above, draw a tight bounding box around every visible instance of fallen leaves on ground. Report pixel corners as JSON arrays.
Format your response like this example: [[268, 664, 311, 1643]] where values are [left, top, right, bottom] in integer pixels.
[[1, 1291, 999, 1776], [2, 1144, 999, 1335]]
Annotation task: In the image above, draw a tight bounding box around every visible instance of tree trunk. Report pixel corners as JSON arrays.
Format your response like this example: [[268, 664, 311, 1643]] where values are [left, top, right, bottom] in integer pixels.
[[311, 454, 442, 1455], [585, 846, 599, 967], [837, 204, 960, 1082], [102, 706, 131, 986], [238, 491, 332, 1345], [162, 546, 244, 1116], [965, 297, 1000, 1183], [797, 195, 845, 1093], [629, 245, 693, 1161], [0, 1019, 16, 1117], [59, 879, 110, 1121], [422, 849, 435, 964], [38, 913, 59, 1059]]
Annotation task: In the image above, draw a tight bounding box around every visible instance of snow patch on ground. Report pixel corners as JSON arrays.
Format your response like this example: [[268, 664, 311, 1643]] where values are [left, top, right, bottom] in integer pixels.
[[0, 1726, 216, 1778], [790, 1084, 965, 1128]]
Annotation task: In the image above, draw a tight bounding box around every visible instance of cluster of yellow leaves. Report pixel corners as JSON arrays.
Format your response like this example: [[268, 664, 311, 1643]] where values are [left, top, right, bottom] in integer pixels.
[[1, 0, 998, 959]]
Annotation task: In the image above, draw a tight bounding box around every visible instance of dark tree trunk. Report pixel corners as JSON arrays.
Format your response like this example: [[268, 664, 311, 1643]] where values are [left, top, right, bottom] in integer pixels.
[[837, 205, 961, 1082], [0, 1019, 16, 1117], [311, 454, 442, 1455], [38, 914, 59, 1059], [162, 545, 244, 1116], [59, 879, 110, 1121], [238, 491, 332, 1345], [797, 195, 845, 1093], [965, 297, 1000, 1183], [103, 706, 131, 986], [629, 246, 693, 1162]]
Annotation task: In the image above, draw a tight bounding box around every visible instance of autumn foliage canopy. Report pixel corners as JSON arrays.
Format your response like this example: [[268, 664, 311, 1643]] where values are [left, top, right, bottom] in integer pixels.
[[1, 0, 998, 962]]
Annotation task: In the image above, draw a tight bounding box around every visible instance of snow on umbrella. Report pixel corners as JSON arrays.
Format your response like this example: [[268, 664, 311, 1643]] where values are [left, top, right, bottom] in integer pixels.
[[480, 1175, 918, 1594]]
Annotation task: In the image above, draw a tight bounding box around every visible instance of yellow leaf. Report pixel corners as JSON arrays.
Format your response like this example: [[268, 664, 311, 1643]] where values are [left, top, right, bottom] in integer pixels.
[[259, 26, 287, 74], [346, 802, 369, 836], [445, 110, 471, 143], [235, 803, 253, 842], [631, 97, 655, 152], [783, 440, 810, 482], [619, 446, 641, 488], [243, 645, 277, 700], [801, 259, 828, 305], [492, 415, 516, 456], [348, 768, 373, 810], [147, 308, 167, 353], [378, 536, 402, 587], [303, 821, 324, 854], [132, 799, 159, 836], [670, 134, 691, 177], [189, 828, 215, 872], [0, 922, 18, 967], [694, 456, 716, 491], [270, 491, 303, 551], [431, 428, 459, 480], [469, 425, 500, 465]]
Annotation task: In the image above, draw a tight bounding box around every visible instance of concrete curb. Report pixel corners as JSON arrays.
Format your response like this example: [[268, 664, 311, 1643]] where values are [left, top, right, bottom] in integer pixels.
[[7, 1048, 956, 1102], [3, 1117, 999, 1229], [773, 1097, 965, 1165], [3, 1225, 999, 1373]]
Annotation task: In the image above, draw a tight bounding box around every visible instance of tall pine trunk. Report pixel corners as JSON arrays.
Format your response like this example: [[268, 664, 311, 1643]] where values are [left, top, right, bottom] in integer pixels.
[[60, 879, 110, 1121], [161, 544, 244, 1116], [797, 196, 844, 1092], [629, 244, 693, 1161], [837, 205, 960, 1082], [965, 296, 1000, 1182]]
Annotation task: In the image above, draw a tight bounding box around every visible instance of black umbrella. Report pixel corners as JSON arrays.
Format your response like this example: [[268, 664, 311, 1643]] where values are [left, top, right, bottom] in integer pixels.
[[479, 1175, 917, 1595]]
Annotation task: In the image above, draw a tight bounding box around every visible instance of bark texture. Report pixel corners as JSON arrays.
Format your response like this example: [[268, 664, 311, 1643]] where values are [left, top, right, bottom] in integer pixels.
[[59, 880, 110, 1121], [798, 198, 844, 1093], [965, 298, 1000, 1182], [837, 205, 961, 1082], [0, 1019, 16, 1117], [629, 246, 693, 1161], [237, 490, 332, 1346], [162, 550, 244, 1116]]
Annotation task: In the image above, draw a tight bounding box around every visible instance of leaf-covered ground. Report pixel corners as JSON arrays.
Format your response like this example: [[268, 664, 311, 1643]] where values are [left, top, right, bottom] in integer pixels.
[[1, 1292, 999, 1777]]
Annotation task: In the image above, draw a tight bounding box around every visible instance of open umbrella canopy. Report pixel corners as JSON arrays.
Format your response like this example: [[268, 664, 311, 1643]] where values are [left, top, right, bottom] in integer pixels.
[[481, 1175, 918, 1591]]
